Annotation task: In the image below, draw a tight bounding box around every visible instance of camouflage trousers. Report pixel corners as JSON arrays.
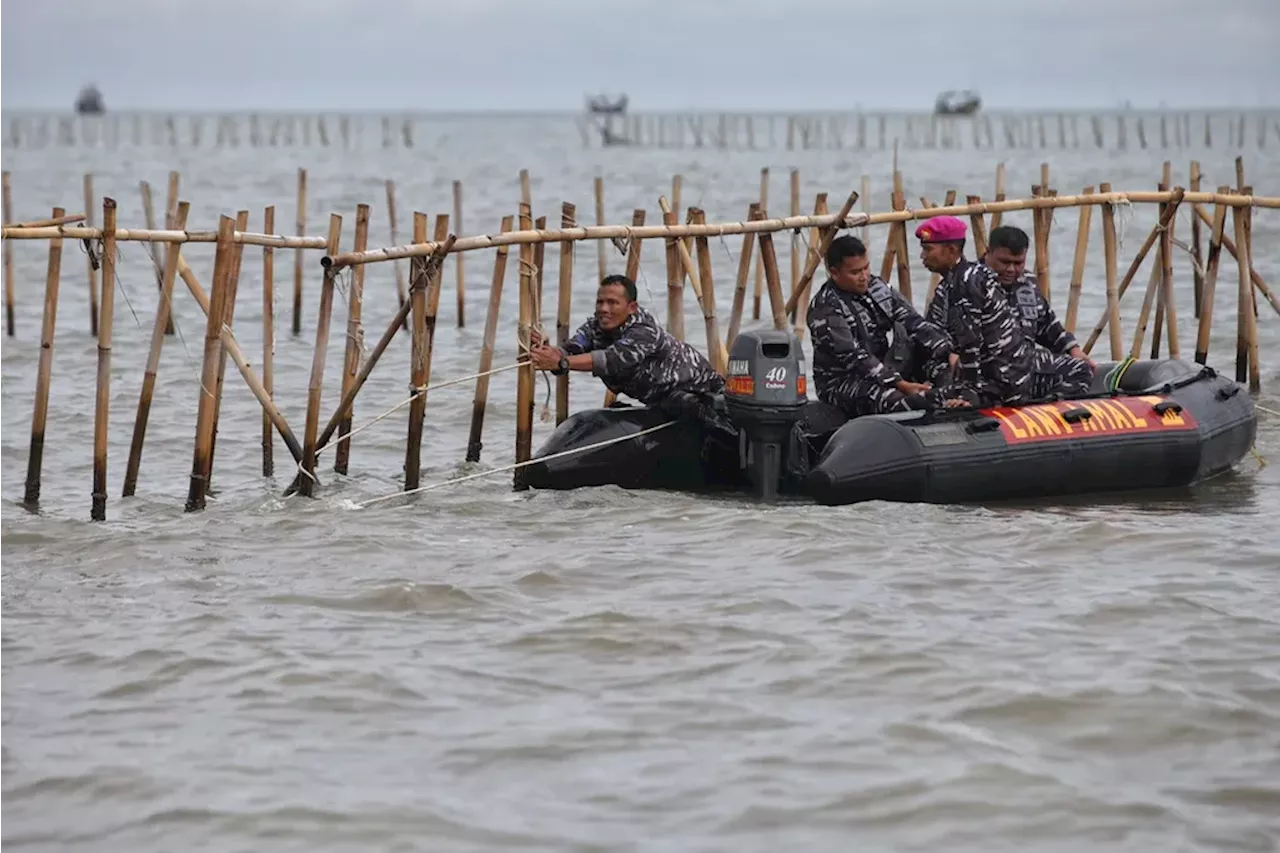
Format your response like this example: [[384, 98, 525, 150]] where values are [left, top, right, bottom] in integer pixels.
[[654, 389, 738, 437], [821, 376, 926, 417], [1029, 349, 1094, 400]]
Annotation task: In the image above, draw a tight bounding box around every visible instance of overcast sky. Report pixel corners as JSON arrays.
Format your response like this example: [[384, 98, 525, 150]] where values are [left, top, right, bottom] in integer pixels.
[[3, 0, 1278, 111]]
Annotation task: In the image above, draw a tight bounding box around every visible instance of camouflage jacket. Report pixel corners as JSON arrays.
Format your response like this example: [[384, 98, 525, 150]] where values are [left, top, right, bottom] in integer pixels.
[[563, 307, 724, 404], [807, 276, 951, 396], [925, 259, 1035, 403], [1002, 275, 1078, 354]]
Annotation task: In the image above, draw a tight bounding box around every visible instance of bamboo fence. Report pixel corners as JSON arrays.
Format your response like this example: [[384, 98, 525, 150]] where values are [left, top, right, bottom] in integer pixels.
[[1, 157, 1276, 520]]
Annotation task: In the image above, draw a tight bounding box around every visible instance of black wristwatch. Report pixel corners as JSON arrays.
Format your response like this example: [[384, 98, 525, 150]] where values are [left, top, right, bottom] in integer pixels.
[[551, 353, 569, 376]]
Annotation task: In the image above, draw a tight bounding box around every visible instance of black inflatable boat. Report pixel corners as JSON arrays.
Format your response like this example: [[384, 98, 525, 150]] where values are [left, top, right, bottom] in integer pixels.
[[522, 330, 1258, 506]]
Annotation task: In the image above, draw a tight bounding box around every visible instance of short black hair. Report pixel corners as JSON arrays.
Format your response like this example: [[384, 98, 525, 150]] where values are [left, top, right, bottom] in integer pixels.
[[988, 225, 1030, 255], [825, 235, 867, 270], [599, 274, 638, 302]]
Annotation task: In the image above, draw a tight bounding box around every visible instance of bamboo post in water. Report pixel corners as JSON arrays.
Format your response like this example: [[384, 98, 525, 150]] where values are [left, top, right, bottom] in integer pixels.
[[1149, 166, 1172, 358], [790, 169, 801, 297], [1031, 184, 1050, 301], [90, 198, 118, 521], [386, 179, 407, 328], [513, 201, 536, 491], [533, 215, 547, 331], [1099, 182, 1123, 359], [725, 204, 760, 351], [664, 208, 685, 340], [334, 203, 370, 476], [1193, 194, 1228, 365], [185, 216, 236, 513], [755, 224, 789, 333], [1159, 183, 1181, 360], [297, 213, 343, 498], [692, 208, 726, 374], [556, 203, 574, 424], [466, 216, 513, 462], [206, 209, 250, 490], [1064, 187, 1094, 335], [793, 194, 825, 339], [139, 180, 172, 334], [2, 171, 12, 336], [594, 177, 606, 281], [454, 179, 465, 327], [1190, 161, 1204, 319], [293, 167, 307, 335], [783, 189, 860, 318], [752, 167, 769, 319], [83, 175, 99, 336], [966, 195, 989, 260], [990, 163, 1007, 231], [891, 178, 913, 306], [123, 203, 190, 498], [1233, 195, 1259, 391], [23, 207, 65, 510], [262, 205, 275, 478], [405, 213, 430, 490]]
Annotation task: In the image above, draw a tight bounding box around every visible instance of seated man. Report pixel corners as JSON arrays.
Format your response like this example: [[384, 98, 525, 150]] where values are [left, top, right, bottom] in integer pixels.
[[984, 225, 1095, 399], [916, 215, 1036, 406], [528, 274, 734, 436], [807, 234, 956, 416]]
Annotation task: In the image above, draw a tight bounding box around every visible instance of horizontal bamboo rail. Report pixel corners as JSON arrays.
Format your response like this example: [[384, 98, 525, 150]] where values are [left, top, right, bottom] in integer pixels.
[[321, 190, 1280, 269], [0, 225, 328, 248]]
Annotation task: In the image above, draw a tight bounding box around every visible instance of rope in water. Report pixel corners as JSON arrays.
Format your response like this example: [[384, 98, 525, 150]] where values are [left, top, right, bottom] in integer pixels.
[[347, 420, 677, 509]]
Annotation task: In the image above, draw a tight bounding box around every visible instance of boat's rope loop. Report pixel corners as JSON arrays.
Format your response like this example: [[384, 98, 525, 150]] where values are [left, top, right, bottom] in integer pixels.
[[346, 420, 678, 509]]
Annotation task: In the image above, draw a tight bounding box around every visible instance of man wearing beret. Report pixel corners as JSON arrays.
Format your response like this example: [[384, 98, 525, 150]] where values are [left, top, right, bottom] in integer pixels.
[[915, 215, 1036, 406]]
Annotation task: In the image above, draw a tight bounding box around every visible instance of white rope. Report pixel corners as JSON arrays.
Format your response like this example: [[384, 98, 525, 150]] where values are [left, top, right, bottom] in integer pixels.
[[347, 420, 678, 509]]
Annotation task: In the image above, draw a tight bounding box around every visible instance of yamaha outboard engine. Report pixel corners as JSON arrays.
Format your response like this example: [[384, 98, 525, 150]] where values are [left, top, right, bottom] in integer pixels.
[[723, 329, 808, 501]]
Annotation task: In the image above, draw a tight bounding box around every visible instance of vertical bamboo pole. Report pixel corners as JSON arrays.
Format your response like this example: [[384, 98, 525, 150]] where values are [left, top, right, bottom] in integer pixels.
[[1190, 161, 1204, 319], [789, 169, 800, 297], [82, 175, 99, 336], [1099, 182, 1123, 359], [673, 174, 690, 293], [206, 209, 249, 489], [514, 201, 536, 491], [664, 208, 685, 340], [139, 181, 171, 335], [1031, 184, 1050, 301], [23, 207, 65, 509], [1149, 165, 1172, 358], [293, 167, 307, 335], [533, 215, 547, 331], [990, 163, 1007, 231], [556, 204, 574, 424], [453, 179, 465, 327], [1193, 194, 1227, 365], [91, 198, 118, 521], [1243, 191, 1259, 391], [1064, 187, 1094, 335], [891, 177, 913, 306], [334, 203, 370, 475], [1233, 196, 1258, 390], [794, 194, 825, 339], [123, 202, 190, 496], [752, 167, 769, 319], [966, 195, 989, 259], [726, 204, 760, 351], [1159, 184, 1180, 360], [594, 176, 606, 281], [405, 213, 429, 488], [692, 209, 726, 374], [185, 216, 235, 513], [297, 214, 343, 498], [860, 174, 871, 246], [262, 205, 275, 477], [2, 171, 13, 336], [465, 216, 513, 462], [386, 179, 407, 327], [756, 227, 788, 333]]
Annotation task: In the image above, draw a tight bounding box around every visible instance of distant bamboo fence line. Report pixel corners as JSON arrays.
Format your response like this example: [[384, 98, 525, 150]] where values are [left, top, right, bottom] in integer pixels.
[[3, 108, 1280, 152], [0, 156, 1274, 521]]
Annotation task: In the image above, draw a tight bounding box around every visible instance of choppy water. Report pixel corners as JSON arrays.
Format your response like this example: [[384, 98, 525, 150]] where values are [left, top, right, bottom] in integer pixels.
[[3, 112, 1280, 852]]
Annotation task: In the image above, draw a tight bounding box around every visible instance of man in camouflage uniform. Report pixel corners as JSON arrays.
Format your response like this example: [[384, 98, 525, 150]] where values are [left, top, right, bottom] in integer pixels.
[[529, 274, 734, 434], [984, 225, 1095, 399], [916, 215, 1036, 407], [807, 235, 956, 415]]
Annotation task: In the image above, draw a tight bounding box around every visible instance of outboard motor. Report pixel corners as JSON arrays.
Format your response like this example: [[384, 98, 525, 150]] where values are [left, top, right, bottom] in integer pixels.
[[723, 329, 808, 501]]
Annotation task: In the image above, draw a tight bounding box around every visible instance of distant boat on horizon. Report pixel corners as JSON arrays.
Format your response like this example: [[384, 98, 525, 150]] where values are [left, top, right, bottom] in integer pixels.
[[934, 90, 981, 116], [585, 94, 628, 115], [75, 84, 105, 116]]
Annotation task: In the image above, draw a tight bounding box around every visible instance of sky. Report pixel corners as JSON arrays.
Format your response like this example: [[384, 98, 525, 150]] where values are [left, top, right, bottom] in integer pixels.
[[3, 0, 1279, 112]]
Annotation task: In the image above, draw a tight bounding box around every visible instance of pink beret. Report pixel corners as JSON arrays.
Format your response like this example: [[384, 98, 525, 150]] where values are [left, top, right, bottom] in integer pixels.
[[915, 215, 967, 243]]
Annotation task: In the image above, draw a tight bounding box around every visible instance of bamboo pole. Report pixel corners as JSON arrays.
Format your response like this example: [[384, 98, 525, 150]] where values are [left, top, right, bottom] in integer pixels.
[[794, 194, 825, 339], [790, 169, 800, 298], [6, 214, 87, 228], [664, 208, 685, 340], [1084, 187, 1185, 355], [1064, 187, 1094, 335], [2, 171, 12, 336], [513, 201, 536, 491], [783, 189, 861, 317], [91, 198, 118, 521], [454, 180, 465, 327], [466, 217, 513, 462], [756, 226, 788, 333], [1159, 181, 1180, 360], [966, 195, 989, 260], [1098, 182, 1123, 359], [123, 202, 191, 498], [334, 203, 370, 476], [891, 178, 913, 305], [1190, 161, 1204, 319], [1, 224, 330, 247], [83, 175, 99, 336], [297, 214, 343, 498], [23, 207, 65, 509], [405, 213, 430, 491], [752, 167, 769, 320], [206, 210, 250, 490], [658, 197, 723, 369], [1031, 184, 1050, 302], [262, 205, 275, 478], [594, 176, 606, 281], [533, 215, 547, 331], [692, 208, 727, 374], [990, 163, 1007, 231], [293, 167, 308, 335], [1193, 195, 1228, 365], [139, 180, 172, 335], [725, 203, 760, 352], [1190, 204, 1279, 317], [556, 204, 574, 425], [386, 179, 407, 328], [1233, 196, 1259, 391], [1149, 166, 1172, 358], [185, 216, 236, 513]]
